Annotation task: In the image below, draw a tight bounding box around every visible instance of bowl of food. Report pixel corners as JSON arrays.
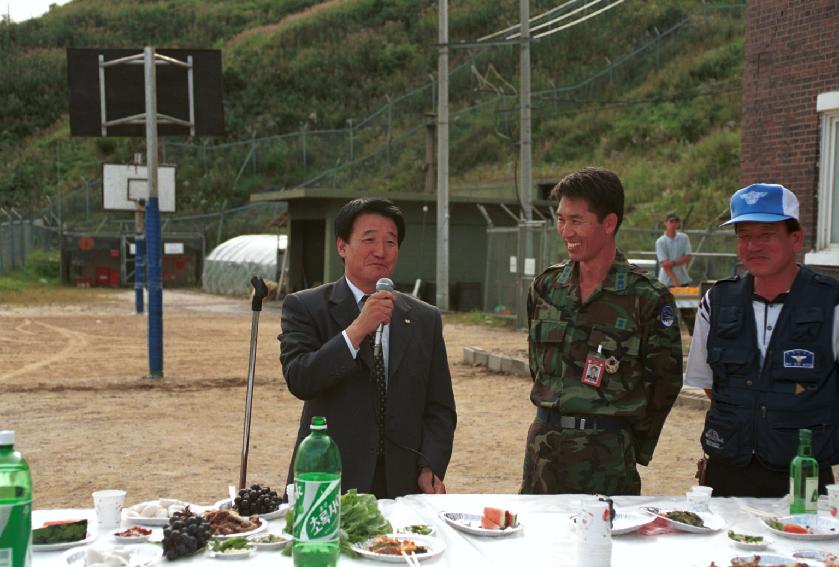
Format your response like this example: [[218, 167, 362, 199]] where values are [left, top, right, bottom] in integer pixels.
[[727, 530, 771, 551], [113, 526, 153, 544], [208, 537, 254, 560], [247, 534, 291, 551]]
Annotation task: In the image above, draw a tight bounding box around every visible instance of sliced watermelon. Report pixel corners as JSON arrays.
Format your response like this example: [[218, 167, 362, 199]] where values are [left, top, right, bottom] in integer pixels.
[[505, 510, 518, 528], [481, 507, 506, 529], [480, 515, 503, 529]]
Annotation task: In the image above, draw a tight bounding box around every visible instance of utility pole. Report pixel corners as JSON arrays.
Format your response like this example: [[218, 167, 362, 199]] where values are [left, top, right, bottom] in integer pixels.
[[436, 0, 450, 311], [520, 0, 532, 221], [56, 142, 64, 284]]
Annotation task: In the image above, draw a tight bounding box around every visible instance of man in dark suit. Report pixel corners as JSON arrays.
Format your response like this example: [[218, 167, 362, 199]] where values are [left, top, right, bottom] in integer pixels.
[[279, 198, 457, 498]]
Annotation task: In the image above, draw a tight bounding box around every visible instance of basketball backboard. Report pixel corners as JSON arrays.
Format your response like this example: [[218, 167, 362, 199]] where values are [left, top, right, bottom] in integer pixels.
[[103, 163, 176, 212]]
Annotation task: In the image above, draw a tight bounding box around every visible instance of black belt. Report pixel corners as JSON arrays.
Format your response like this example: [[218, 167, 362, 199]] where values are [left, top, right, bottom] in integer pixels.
[[536, 407, 628, 432]]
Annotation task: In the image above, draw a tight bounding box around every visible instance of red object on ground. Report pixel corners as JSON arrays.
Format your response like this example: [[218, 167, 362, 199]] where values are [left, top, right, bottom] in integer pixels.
[[108, 270, 120, 288]]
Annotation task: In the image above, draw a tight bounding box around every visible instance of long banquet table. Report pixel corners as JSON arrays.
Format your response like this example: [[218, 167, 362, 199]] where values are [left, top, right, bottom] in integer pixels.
[[32, 494, 839, 567]]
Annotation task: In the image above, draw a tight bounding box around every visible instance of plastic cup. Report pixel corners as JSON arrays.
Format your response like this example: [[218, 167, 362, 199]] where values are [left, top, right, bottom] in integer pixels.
[[826, 484, 839, 518], [92, 489, 126, 528], [687, 485, 713, 513]]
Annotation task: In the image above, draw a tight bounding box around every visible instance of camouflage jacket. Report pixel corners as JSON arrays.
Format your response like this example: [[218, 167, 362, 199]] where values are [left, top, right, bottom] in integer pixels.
[[527, 250, 683, 465]]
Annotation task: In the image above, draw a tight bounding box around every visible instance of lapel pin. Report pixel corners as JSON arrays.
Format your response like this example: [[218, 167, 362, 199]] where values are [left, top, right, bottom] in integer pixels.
[[404, 319, 412, 324]]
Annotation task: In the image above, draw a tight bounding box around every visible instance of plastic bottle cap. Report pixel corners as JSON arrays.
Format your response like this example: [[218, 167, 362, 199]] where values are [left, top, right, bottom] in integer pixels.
[[0, 430, 14, 445], [310, 416, 327, 430]]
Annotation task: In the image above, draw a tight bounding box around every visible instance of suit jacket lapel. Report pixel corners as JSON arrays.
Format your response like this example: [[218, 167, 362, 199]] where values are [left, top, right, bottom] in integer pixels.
[[329, 277, 373, 369], [387, 293, 413, 382]]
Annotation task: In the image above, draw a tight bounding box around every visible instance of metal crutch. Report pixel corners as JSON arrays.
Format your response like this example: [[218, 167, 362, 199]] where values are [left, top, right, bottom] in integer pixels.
[[239, 275, 269, 491]]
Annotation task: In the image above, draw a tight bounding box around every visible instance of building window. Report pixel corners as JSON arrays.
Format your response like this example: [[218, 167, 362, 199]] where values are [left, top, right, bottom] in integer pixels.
[[805, 92, 839, 266]]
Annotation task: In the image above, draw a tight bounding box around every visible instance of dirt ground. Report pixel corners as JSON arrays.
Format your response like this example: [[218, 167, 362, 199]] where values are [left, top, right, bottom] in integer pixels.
[[0, 289, 706, 509]]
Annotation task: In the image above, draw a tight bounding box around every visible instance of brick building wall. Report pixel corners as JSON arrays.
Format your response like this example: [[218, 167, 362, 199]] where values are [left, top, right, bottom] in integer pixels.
[[742, 0, 839, 278]]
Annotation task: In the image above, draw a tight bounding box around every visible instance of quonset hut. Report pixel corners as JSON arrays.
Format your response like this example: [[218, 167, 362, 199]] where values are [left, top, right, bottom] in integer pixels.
[[202, 234, 287, 296]]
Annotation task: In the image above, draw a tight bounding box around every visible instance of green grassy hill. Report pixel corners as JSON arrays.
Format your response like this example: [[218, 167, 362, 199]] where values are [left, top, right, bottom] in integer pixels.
[[0, 0, 742, 231]]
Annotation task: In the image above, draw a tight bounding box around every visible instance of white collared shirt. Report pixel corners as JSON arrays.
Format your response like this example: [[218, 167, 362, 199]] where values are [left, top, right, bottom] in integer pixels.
[[341, 277, 390, 381]]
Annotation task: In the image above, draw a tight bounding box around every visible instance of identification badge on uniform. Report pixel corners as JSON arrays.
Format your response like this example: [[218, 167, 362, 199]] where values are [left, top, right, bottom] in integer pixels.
[[604, 355, 620, 374], [582, 346, 606, 388]]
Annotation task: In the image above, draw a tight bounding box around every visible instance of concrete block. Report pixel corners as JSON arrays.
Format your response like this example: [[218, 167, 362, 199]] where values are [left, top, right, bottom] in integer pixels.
[[500, 356, 513, 373], [510, 358, 530, 377], [473, 349, 489, 366], [488, 353, 503, 372]]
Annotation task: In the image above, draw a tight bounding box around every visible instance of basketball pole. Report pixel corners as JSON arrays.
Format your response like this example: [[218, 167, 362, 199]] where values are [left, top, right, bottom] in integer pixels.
[[144, 46, 164, 379]]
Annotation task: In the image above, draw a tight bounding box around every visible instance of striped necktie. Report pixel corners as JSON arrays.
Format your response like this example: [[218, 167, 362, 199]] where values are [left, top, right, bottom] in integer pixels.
[[361, 295, 387, 458]]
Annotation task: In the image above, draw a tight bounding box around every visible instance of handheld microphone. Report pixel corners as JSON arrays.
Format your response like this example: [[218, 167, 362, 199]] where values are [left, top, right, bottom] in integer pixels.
[[373, 277, 394, 358]]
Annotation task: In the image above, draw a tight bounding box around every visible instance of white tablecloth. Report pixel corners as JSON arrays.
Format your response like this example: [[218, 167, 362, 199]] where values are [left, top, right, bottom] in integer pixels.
[[31, 494, 839, 567]]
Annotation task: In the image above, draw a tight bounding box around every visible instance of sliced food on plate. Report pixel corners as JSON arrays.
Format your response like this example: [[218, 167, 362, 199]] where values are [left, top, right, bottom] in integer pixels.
[[648, 508, 725, 533], [208, 537, 254, 559], [203, 509, 265, 538], [439, 508, 523, 537], [352, 534, 444, 563], [396, 524, 435, 536], [112, 526, 152, 543], [763, 515, 839, 540], [727, 530, 771, 550], [32, 519, 96, 551], [126, 499, 193, 525]]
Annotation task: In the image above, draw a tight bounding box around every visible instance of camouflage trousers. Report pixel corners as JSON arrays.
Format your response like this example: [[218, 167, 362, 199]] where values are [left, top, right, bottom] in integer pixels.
[[520, 417, 641, 495]]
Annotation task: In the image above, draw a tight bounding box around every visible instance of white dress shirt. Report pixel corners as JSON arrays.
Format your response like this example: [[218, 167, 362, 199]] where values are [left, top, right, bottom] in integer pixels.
[[341, 277, 390, 382]]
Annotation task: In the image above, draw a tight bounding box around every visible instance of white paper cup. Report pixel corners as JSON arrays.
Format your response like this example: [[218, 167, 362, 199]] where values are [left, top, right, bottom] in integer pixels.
[[573, 498, 612, 566], [826, 484, 839, 518], [687, 485, 713, 513], [92, 489, 126, 528]]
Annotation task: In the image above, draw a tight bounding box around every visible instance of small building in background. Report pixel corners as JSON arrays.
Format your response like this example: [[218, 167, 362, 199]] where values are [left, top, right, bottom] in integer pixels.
[[202, 234, 287, 296], [60, 231, 204, 288]]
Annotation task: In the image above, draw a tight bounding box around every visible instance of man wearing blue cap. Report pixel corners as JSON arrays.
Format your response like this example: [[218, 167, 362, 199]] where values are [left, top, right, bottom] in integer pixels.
[[685, 183, 839, 497]]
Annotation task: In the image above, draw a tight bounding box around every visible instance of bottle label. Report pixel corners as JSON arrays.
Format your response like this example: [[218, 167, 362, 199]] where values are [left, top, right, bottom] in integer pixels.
[[806, 477, 819, 512], [293, 479, 340, 542], [0, 501, 32, 567]]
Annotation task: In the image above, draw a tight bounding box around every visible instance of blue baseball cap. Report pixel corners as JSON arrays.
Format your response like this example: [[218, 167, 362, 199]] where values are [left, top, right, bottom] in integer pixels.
[[721, 183, 800, 226]]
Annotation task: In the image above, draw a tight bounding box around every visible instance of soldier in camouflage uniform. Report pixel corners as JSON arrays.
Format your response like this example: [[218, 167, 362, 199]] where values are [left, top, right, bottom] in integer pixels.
[[521, 167, 683, 495]]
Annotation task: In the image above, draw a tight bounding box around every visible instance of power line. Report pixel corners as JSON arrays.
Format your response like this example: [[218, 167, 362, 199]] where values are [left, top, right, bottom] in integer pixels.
[[508, 0, 606, 39], [477, 0, 582, 42], [533, 0, 627, 40]]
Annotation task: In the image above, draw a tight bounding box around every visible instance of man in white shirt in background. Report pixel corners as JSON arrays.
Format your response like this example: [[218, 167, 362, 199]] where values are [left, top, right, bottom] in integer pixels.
[[685, 183, 839, 497], [655, 211, 692, 288]]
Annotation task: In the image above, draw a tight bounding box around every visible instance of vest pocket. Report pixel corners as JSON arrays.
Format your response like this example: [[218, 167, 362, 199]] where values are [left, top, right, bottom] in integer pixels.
[[762, 413, 835, 468], [701, 403, 749, 466], [708, 347, 752, 380]]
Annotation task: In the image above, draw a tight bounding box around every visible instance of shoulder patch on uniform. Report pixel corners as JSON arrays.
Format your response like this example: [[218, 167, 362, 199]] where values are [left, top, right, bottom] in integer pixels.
[[558, 263, 573, 285], [659, 304, 676, 327], [615, 272, 627, 291], [615, 317, 628, 330]]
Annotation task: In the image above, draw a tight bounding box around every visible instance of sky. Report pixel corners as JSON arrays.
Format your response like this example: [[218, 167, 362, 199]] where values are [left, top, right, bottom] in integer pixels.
[[5, 0, 72, 23]]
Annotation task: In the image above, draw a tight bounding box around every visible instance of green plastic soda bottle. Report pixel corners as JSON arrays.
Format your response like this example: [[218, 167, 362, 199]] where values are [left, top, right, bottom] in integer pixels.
[[789, 428, 819, 514], [292, 416, 341, 567], [0, 431, 32, 567]]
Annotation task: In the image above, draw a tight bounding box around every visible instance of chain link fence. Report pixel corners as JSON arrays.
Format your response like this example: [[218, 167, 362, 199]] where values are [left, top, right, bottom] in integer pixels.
[[485, 220, 738, 327]]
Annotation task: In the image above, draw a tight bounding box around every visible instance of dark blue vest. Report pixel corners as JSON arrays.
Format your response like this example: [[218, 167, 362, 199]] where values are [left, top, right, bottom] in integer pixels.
[[702, 266, 839, 470]]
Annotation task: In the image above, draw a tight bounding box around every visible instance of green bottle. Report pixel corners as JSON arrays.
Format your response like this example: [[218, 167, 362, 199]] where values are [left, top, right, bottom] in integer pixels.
[[0, 430, 33, 567], [789, 428, 819, 514], [292, 417, 341, 567]]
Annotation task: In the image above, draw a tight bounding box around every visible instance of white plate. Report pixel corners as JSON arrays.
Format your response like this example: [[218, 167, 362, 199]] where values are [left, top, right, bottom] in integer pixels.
[[125, 499, 195, 526], [794, 550, 839, 564], [62, 543, 162, 567], [246, 534, 292, 550], [650, 509, 725, 533], [213, 498, 290, 521], [763, 515, 839, 541], [208, 547, 254, 560], [352, 534, 444, 563], [112, 534, 150, 544], [395, 524, 437, 537], [612, 510, 654, 536], [32, 533, 97, 552], [729, 553, 822, 566], [439, 511, 523, 537], [210, 519, 268, 540], [728, 533, 773, 551]]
